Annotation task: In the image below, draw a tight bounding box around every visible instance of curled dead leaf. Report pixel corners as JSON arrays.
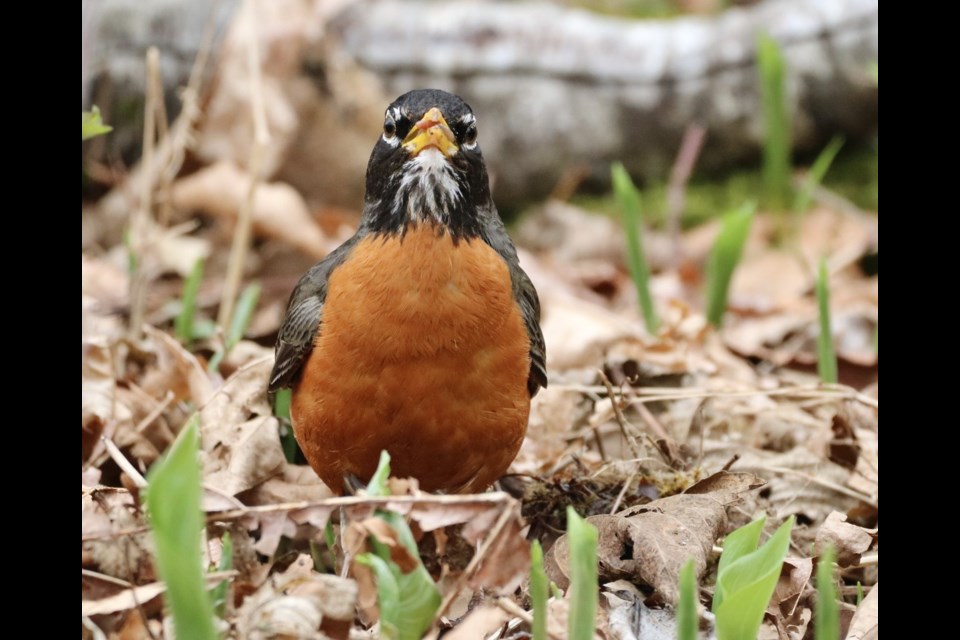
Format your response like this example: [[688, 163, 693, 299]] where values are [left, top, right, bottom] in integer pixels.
[[815, 511, 875, 567]]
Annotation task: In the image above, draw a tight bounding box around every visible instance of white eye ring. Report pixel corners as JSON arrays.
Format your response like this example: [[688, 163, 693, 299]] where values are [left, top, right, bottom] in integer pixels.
[[460, 113, 478, 150], [382, 114, 399, 147]]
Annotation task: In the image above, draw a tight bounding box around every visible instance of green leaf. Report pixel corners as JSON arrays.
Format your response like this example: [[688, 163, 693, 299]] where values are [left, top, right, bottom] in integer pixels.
[[794, 137, 845, 215], [367, 450, 392, 497], [211, 532, 233, 617], [705, 202, 755, 327], [145, 416, 218, 640], [175, 258, 205, 344], [208, 282, 261, 372], [677, 558, 698, 640], [82, 106, 113, 141], [816, 258, 838, 383], [612, 162, 660, 333], [226, 283, 261, 349], [757, 33, 791, 214], [815, 546, 839, 640], [714, 517, 795, 640], [714, 517, 765, 609], [566, 507, 598, 640], [530, 540, 549, 640], [355, 542, 440, 640]]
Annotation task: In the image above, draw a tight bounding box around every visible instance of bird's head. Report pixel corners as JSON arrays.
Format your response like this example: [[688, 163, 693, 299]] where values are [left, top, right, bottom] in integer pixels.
[[361, 89, 493, 239]]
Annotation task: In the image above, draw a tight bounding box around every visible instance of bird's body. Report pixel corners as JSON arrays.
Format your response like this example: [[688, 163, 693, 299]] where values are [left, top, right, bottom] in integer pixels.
[[269, 90, 546, 494]]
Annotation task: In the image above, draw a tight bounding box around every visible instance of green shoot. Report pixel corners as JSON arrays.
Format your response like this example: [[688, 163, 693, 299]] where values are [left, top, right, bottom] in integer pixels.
[[705, 202, 756, 327], [355, 451, 440, 640], [794, 137, 845, 215], [815, 546, 839, 640], [612, 162, 660, 333], [530, 540, 549, 640], [856, 581, 864, 606], [677, 558, 698, 640], [175, 258, 205, 344], [145, 416, 218, 640], [211, 532, 234, 617], [274, 389, 300, 463], [82, 106, 113, 141], [209, 282, 261, 372], [757, 33, 791, 215], [713, 516, 795, 640], [566, 507, 598, 640], [816, 258, 838, 383]]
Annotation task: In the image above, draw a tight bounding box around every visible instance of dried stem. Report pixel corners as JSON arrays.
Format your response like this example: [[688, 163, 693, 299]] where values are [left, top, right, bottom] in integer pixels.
[[665, 124, 706, 268], [127, 47, 162, 340], [218, 0, 270, 330]]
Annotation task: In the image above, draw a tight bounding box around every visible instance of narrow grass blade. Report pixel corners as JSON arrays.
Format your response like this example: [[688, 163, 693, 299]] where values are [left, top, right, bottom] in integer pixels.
[[367, 450, 392, 497], [175, 258, 205, 343], [757, 33, 791, 214], [566, 507, 598, 640], [816, 258, 838, 383], [612, 162, 660, 333], [705, 202, 755, 327], [714, 517, 795, 640], [211, 532, 233, 617], [677, 558, 698, 640], [226, 282, 261, 349], [530, 540, 549, 640], [145, 416, 218, 640], [208, 281, 261, 371], [794, 137, 845, 215], [815, 546, 839, 640]]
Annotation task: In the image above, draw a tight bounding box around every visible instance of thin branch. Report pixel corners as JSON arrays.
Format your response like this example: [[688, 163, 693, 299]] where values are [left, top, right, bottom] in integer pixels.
[[101, 436, 148, 488], [665, 124, 706, 268], [599, 370, 643, 459], [218, 0, 270, 330], [127, 47, 161, 340], [433, 503, 516, 622]]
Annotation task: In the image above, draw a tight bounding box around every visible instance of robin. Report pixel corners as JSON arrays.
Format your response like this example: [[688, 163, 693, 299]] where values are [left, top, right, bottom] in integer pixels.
[[269, 89, 547, 494]]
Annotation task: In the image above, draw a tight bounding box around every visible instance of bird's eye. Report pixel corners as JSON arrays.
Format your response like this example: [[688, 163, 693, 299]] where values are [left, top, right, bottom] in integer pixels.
[[383, 115, 398, 140], [463, 124, 478, 148]]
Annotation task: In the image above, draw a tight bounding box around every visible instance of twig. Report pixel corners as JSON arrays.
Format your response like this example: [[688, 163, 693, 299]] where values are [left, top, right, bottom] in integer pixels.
[[493, 597, 566, 640], [83, 492, 516, 541], [598, 370, 643, 459], [82, 569, 134, 588], [101, 436, 149, 488], [665, 124, 706, 268], [745, 464, 877, 507], [127, 47, 162, 340], [218, 0, 270, 330], [433, 502, 516, 622], [609, 469, 637, 514], [554, 382, 879, 410], [88, 391, 176, 470]]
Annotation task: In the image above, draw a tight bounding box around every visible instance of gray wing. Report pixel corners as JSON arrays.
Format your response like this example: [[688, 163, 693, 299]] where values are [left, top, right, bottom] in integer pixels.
[[268, 235, 361, 393], [480, 210, 548, 396]]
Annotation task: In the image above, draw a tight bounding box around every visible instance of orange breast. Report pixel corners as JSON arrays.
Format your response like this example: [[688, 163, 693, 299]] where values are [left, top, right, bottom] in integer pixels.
[[290, 225, 531, 494]]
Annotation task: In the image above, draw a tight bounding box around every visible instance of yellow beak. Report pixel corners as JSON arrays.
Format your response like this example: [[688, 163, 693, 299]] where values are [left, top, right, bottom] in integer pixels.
[[402, 107, 458, 158]]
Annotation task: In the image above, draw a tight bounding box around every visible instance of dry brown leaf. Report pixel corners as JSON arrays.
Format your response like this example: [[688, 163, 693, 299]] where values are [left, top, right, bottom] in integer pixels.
[[551, 493, 728, 604], [845, 583, 877, 640], [141, 325, 214, 406], [171, 161, 330, 258], [468, 505, 530, 594], [815, 511, 875, 566], [769, 557, 813, 618], [244, 465, 335, 505], [444, 605, 510, 640], [721, 446, 862, 524], [236, 554, 356, 640], [602, 580, 684, 640], [684, 470, 766, 499], [82, 340, 115, 462], [253, 511, 298, 557], [200, 358, 285, 496]]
